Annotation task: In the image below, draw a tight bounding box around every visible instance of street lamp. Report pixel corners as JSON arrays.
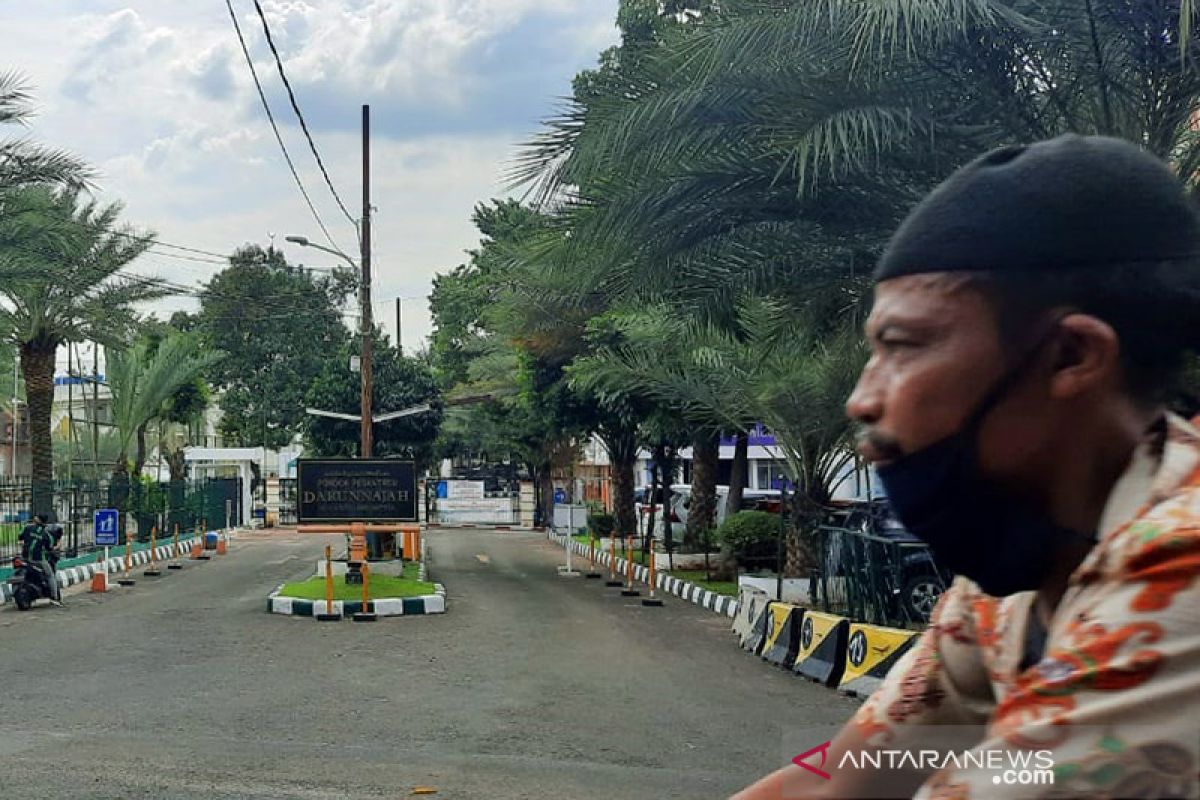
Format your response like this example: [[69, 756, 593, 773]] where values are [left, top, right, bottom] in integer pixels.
[[287, 231, 375, 457], [284, 236, 357, 269]]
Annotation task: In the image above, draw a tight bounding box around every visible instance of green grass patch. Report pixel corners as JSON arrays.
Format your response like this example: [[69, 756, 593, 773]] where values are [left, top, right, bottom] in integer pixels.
[[280, 567, 435, 601], [668, 569, 739, 597]]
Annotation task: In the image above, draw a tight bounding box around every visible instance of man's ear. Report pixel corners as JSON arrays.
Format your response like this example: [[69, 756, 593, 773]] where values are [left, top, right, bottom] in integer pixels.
[[1048, 314, 1121, 399]]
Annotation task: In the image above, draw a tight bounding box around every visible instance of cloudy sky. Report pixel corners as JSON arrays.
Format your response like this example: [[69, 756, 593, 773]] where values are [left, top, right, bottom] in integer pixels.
[[3, 1, 617, 354]]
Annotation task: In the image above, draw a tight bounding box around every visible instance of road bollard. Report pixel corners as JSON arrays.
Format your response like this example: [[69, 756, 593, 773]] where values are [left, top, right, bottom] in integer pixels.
[[585, 532, 602, 579], [621, 535, 641, 597], [353, 561, 377, 622], [642, 541, 663, 607], [168, 524, 183, 570], [196, 519, 212, 561], [117, 525, 136, 587], [315, 543, 339, 621], [144, 526, 162, 577], [90, 550, 109, 593], [605, 535, 623, 587]]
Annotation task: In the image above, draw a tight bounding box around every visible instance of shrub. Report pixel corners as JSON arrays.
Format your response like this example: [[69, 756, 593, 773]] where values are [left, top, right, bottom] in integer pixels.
[[717, 510, 779, 551], [587, 512, 616, 537]]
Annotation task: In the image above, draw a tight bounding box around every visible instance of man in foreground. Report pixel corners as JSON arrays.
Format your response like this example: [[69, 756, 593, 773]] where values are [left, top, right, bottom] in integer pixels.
[[734, 135, 1200, 798]]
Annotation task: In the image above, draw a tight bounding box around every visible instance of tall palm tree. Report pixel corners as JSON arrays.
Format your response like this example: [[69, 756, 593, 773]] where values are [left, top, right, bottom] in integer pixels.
[[0, 186, 171, 512], [1, 72, 90, 192], [107, 332, 222, 482]]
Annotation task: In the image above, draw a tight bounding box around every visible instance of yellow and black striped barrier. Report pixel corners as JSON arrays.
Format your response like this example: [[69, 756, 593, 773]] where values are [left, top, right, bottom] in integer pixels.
[[792, 610, 850, 686], [838, 623, 917, 698], [760, 603, 804, 669]]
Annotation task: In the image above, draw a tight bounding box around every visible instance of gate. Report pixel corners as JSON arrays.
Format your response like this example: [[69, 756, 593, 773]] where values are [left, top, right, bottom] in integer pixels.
[[432, 479, 519, 526]]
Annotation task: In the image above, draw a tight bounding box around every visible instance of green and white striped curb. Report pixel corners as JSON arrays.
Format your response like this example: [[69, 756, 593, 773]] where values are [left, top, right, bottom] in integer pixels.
[[1, 532, 220, 605], [266, 582, 446, 619], [549, 529, 739, 618]]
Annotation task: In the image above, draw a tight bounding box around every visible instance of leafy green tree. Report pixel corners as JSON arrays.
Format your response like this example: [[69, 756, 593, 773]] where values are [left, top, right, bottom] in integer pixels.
[[196, 244, 354, 449], [304, 333, 441, 466], [0, 186, 169, 512]]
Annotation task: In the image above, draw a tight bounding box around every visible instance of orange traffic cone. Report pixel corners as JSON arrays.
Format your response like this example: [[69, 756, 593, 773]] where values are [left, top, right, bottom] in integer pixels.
[[90, 552, 109, 593], [216, 536, 227, 555]]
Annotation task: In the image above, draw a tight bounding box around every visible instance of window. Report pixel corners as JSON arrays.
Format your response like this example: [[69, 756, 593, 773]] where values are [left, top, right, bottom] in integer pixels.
[[755, 461, 789, 490]]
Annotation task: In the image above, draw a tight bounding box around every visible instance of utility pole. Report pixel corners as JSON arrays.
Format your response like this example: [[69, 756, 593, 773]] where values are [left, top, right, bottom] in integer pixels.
[[360, 104, 373, 459], [396, 297, 402, 355]]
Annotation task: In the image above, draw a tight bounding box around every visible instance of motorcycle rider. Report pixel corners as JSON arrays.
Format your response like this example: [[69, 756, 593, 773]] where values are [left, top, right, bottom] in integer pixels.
[[17, 514, 62, 606]]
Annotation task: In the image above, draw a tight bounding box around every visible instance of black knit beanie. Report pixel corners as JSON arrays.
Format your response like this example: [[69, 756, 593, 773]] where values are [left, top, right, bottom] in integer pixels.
[[875, 134, 1200, 281]]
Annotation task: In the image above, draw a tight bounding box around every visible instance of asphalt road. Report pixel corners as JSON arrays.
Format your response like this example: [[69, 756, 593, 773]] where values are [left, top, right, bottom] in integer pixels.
[[0, 527, 856, 799]]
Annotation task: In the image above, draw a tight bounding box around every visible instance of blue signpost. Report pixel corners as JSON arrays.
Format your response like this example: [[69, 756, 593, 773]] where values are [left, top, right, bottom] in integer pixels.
[[94, 509, 119, 547], [94, 508, 119, 587]]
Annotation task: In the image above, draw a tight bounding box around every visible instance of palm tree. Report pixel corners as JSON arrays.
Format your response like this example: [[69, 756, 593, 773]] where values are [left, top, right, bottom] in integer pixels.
[[107, 332, 222, 482], [572, 298, 865, 575], [1, 72, 90, 192], [0, 186, 172, 513]]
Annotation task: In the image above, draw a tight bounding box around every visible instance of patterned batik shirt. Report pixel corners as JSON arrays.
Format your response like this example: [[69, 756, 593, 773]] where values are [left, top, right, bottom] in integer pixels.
[[853, 414, 1200, 799]]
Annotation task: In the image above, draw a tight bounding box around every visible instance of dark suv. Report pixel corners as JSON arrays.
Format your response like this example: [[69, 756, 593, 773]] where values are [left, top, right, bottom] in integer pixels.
[[820, 500, 951, 623]]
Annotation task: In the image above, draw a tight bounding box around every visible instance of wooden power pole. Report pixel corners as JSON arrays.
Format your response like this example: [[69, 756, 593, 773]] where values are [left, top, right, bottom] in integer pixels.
[[360, 104, 373, 458]]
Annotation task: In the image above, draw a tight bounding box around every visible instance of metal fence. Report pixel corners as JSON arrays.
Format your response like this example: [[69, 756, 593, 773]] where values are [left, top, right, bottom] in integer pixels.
[[810, 524, 952, 628], [0, 477, 244, 566], [278, 478, 298, 525]]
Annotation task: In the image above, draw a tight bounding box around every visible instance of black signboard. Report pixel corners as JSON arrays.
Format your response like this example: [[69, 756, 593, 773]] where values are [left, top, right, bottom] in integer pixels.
[[297, 460, 417, 523]]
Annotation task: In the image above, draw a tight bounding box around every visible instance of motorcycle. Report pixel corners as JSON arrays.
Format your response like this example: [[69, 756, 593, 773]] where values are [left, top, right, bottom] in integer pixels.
[[7, 554, 59, 611]]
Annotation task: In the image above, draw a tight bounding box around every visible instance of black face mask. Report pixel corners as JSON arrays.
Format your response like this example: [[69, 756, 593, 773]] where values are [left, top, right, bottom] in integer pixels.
[[874, 325, 1097, 597]]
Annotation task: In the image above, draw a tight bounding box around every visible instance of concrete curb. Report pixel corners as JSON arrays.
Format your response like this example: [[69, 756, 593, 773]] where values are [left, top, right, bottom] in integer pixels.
[[0, 531, 227, 605], [266, 582, 447, 619], [548, 530, 739, 619]]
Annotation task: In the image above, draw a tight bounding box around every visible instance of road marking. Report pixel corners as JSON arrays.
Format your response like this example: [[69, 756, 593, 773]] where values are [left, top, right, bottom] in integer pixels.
[[475, 554, 490, 564]]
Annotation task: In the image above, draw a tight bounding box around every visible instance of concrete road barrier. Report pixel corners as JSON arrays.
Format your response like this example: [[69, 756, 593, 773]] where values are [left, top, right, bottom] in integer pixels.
[[761, 602, 804, 670], [792, 610, 850, 687], [731, 586, 770, 649], [838, 623, 917, 698]]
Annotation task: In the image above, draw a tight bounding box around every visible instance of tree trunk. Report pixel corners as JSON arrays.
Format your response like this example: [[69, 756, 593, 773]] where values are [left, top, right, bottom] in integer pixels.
[[612, 452, 636, 539], [536, 462, 554, 529], [707, 430, 749, 580], [600, 424, 639, 540], [133, 420, 149, 479], [167, 447, 188, 482], [784, 481, 828, 578], [725, 430, 749, 519], [19, 341, 56, 517], [685, 431, 720, 551]]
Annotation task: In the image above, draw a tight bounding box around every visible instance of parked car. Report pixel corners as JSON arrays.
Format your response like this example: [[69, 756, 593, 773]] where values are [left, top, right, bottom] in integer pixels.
[[819, 499, 950, 623], [660, 486, 782, 537]]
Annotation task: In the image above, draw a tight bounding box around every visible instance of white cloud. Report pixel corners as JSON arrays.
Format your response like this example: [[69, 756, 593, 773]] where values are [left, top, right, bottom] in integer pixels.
[[0, 0, 619, 353]]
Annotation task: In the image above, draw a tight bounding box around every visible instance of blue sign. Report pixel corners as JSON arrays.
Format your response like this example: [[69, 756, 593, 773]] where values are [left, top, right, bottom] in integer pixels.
[[94, 508, 119, 546], [553, 488, 567, 504]]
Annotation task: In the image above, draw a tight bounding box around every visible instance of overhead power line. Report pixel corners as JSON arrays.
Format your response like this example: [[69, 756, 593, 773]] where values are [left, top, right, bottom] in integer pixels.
[[223, 0, 341, 251], [251, 0, 357, 228]]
